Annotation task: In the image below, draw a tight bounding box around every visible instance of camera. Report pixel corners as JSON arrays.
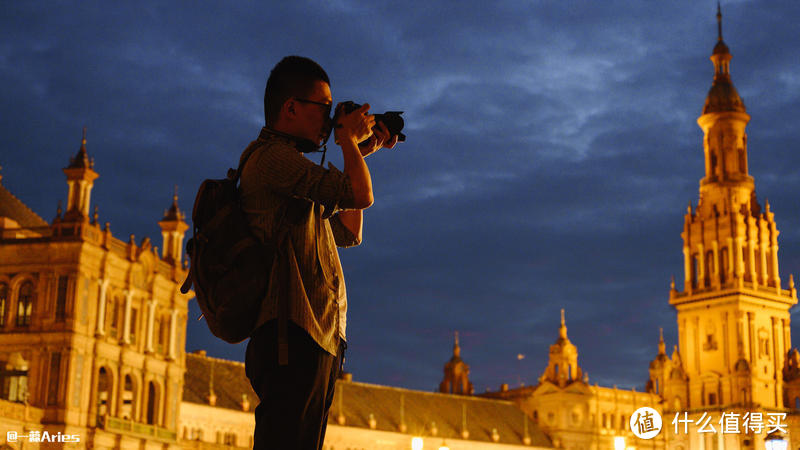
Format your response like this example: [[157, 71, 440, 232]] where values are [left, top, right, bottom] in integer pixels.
[[334, 101, 406, 143]]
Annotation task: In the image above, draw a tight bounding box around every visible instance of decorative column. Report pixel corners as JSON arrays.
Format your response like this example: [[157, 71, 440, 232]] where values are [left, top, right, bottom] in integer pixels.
[[145, 300, 156, 353], [683, 246, 692, 292], [697, 244, 706, 287], [122, 290, 133, 344], [95, 279, 110, 336], [773, 317, 784, 408], [747, 312, 755, 366], [747, 217, 757, 285], [168, 310, 178, 360]]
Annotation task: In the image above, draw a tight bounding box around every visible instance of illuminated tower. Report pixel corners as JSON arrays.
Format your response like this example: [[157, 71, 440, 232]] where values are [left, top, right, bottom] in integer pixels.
[[61, 128, 98, 221], [158, 187, 189, 265], [439, 331, 474, 395], [540, 309, 582, 387], [667, 6, 797, 415]]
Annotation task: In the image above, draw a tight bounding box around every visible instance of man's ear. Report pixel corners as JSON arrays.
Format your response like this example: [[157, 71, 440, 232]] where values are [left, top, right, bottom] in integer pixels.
[[282, 98, 296, 118]]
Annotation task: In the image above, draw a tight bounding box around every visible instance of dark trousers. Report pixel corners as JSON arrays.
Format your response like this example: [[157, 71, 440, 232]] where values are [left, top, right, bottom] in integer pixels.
[[245, 320, 345, 450]]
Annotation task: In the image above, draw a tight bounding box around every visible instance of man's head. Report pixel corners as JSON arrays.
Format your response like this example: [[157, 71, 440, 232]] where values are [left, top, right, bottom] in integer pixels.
[[264, 56, 332, 143]]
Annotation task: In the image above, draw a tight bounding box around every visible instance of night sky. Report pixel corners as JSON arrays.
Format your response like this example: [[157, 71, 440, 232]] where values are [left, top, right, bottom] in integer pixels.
[[2, 1, 800, 394]]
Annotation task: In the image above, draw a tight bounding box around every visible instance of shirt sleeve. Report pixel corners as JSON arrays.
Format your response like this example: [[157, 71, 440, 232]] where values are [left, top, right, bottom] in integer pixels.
[[329, 213, 361, 248], [245, 140, 357, 216]]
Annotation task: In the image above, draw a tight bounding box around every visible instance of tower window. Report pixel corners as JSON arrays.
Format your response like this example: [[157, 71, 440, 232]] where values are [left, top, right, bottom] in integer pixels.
[[16, 281, 33, 327], [55, 275, 68, 321], [96, 367, 111, 423], [720, 247, 729, 284], [129, 309, 138, 344], [709, 393, 717, 405], [0, 283, 7, 327], [146, 381, 158, 425], [108, 297, 120, 338], [121, 374, 136, 420], [47, 352, 61, 406]]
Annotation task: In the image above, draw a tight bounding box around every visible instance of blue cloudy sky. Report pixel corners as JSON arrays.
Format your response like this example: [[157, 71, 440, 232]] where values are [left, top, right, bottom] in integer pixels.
[[2, 1, 800, 392]]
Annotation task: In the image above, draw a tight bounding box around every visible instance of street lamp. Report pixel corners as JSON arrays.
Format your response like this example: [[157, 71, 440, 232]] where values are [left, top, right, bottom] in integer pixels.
[[765, 431, 787, 450], [411, 437, 423, 450], [614, 436, 626, 450]]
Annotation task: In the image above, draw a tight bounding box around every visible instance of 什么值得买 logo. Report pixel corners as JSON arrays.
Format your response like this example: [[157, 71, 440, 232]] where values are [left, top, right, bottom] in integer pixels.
[[630, 407, 663, 439]]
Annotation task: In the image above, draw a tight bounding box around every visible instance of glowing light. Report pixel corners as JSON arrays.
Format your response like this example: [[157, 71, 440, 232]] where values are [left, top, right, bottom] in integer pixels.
[[411, 437, 423, 450], [614, 436, 626, 450], [765, 436, 787, 450]]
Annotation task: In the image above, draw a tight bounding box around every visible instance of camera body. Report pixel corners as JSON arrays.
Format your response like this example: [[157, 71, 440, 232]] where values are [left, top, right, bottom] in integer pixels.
[[335, 101, 406, 142]]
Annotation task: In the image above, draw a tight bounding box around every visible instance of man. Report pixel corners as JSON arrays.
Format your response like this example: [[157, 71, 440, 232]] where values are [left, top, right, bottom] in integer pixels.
[[240, 56, 397, 449]]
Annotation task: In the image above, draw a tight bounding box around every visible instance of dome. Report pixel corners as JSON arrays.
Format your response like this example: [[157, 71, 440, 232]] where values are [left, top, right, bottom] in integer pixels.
[[734, 358, 750, 374], [712, 39, 730, 55], [703, 75, 746, 114], [649, 353, 669, 370]]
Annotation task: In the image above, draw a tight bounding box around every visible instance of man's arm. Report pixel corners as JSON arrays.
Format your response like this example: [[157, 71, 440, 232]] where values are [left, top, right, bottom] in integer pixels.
[[335, 103, 375, 209], [333, 121, 398, 241], [334, 210, 363, 245]]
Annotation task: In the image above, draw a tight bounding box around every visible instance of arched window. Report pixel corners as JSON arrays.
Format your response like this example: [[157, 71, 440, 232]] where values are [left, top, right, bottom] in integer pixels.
[[158, 316, 169, 354], [1, 352, 29, 402], [108, 296, 120, 338], [121, 374, 136, 420], [16, 281, 33, 326], [96, 367, 111, 424], [0, 283, 7, 327], [55, 275, 68, 321], [720, 247, 729, 284], [146, 381, 158, 425]]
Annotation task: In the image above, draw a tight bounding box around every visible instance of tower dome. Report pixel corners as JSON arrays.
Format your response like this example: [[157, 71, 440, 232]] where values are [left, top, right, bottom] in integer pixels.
[[702, 3, 745, 114]]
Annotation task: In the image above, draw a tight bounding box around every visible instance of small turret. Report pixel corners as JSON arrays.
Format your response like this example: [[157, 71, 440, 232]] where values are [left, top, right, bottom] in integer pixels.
[[540, 309, 583, 387], [158, 186, 188, 265], [439, 331, 474, 395], [61, 127, 99, 221]]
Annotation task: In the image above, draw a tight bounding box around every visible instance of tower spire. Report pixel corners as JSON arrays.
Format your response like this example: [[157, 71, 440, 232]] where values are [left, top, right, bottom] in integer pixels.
[[540, 309, 583, 386], [658, 328, 665, 355], [717, 2, 723, 42], [439, 330, 473, 395], [61, 127, 99, 220], [158, 187, 188, 265]]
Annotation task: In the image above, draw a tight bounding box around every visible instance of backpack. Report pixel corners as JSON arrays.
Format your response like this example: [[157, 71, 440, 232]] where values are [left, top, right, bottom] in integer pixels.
[[180, 146, 273, 343]]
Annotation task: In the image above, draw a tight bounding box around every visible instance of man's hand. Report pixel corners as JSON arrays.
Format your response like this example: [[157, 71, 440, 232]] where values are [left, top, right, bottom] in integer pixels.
[[359, 121, 399, 157], [334, 103, 374, 146]]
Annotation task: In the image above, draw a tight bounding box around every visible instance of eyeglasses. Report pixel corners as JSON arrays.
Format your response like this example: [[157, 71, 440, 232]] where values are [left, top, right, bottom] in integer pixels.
[[294, 98, 332, 117]]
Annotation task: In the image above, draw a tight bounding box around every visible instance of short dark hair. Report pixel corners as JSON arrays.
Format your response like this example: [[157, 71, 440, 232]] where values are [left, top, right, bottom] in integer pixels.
[[264, 56, 330, 126]]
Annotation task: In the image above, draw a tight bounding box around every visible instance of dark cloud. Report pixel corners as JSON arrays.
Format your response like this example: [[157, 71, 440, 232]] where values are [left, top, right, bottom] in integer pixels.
[[2, 1, 800, 393]]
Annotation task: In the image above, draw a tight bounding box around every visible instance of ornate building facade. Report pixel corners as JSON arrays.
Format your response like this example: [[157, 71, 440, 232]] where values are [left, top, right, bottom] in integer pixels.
[[0, 131, 192, 449], [1, 9, 798, 450], [484, 9, 800, 450]]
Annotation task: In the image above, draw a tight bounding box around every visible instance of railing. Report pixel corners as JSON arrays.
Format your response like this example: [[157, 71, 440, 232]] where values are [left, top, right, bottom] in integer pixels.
[[0, 398, 44, 422], [672, 280, 793, 300], [102, 415, 177, 441]]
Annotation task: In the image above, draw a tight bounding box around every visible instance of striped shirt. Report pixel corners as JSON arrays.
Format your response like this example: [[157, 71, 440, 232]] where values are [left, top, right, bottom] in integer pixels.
[[239, 128, 359, 356]]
